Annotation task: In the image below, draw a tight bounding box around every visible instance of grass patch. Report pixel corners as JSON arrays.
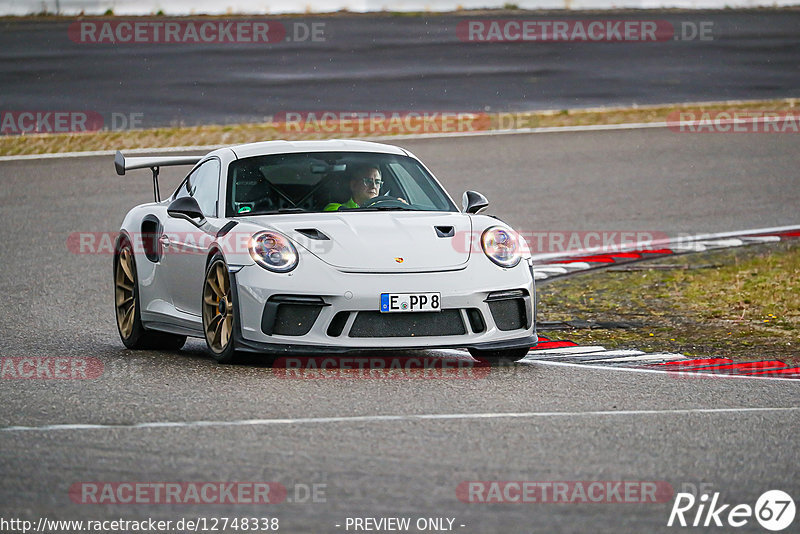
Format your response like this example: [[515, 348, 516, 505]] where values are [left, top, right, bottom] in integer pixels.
[[1, 98, 797, 156], [537, 242, 800, 365]]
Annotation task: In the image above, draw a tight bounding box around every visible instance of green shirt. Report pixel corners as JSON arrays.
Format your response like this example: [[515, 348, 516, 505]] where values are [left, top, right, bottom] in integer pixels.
[[323, 198, 359, 211]]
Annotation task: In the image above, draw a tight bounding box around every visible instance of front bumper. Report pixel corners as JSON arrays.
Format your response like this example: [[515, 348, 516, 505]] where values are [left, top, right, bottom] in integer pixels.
[[229, 252, 537, 353]]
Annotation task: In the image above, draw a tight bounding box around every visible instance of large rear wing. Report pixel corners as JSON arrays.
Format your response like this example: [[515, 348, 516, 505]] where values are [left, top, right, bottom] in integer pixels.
[[115, 150, 203, 202]]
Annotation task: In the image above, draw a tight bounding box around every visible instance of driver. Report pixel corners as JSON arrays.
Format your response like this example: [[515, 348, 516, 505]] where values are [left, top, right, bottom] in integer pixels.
[[323, 164, 383, 211]]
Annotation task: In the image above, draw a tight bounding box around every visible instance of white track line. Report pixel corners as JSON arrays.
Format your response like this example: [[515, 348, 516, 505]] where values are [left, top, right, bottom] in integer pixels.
[[3, 105, 799, 163], [541, 263, 593, 270], [526, 359, 800, 382], [741, 236, 781, 243], [530, 266, 569, 274], [2, 406, 798, 433], [563, 349, 645, 358], [588, 353, 685, 363], [697, 238, 745, 248], [0, 122, 674, 162], [526, 346, 608, 355], [530, 225, 800, 281], [529, 224, 800, 264]]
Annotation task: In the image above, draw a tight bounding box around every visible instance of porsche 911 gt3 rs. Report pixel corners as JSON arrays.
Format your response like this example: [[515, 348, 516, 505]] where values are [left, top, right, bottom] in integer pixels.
[[113, 140, 537, 363]]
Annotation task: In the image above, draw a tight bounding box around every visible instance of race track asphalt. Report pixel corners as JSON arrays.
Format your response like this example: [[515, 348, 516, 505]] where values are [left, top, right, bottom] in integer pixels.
[[0, 128, 798, 532], [1, 11, 799, 127]]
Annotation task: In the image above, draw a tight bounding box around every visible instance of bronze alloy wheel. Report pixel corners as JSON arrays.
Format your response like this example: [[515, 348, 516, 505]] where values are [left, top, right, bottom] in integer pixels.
[[115, 246, 137, 339], [203, 258, 234, 355], [114, 238, 186, 350]]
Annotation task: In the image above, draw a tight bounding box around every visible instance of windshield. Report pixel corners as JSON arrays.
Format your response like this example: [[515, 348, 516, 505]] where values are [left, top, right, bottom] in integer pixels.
[[225, 152, 457, 216]]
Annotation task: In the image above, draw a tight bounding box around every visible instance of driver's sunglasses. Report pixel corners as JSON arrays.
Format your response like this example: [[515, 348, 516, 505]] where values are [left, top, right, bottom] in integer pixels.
[[362, 177, 383, 187]]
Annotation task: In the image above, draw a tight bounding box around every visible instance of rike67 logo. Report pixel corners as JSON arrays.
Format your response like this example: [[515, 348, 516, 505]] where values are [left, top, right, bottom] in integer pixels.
[[668, 490, 795, 531]]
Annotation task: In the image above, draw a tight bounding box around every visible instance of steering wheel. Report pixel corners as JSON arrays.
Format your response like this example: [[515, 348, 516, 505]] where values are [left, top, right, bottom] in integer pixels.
[[360, 195, 409, 208]]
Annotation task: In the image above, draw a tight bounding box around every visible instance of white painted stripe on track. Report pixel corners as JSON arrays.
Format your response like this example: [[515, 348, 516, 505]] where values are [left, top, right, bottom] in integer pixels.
[[0, 122, 675, 163], [530, 267, 568, 274], [741, 236, 781, 243], [525, 359, 800, 382], [697, 238, 745, 248], [529, 224, 800, 263], [541, 263, 594, 270], [2, 406, 799, 433], [589, 353, 685, 363], [526, 346, 608, 356], [563, 349, 645, 358], [4, 110, 800, 163], [664, 243, 708, 252]]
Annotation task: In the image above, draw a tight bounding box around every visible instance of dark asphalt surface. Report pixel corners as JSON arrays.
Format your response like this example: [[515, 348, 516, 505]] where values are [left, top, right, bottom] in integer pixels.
[[1, 11, 799, 128], [0, 130, 798, 532]]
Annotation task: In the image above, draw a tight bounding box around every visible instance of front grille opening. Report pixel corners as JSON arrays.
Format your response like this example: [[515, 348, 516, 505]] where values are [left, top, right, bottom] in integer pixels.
[[487, 299, 526, 331], [349, 310, 466, 338], [273, 305, 322, 336], [326, 311, 350, 337], [466, 308, 486, 333], [486, 289, 530, 332], [262, 296, 326, 336]]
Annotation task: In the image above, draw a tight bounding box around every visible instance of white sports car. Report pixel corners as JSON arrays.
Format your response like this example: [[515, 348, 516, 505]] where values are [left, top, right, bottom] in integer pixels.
[[113, 140, 537, 363]]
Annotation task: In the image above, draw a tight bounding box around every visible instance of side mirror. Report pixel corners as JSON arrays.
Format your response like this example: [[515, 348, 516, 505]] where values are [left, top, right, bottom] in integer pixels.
[[167, 196, 205, 223], [462, 190, 489, 214]]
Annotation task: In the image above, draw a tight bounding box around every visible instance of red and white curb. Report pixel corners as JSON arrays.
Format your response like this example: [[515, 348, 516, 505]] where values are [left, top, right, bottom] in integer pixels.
[[520, 336, 800, 380], [530, 225, 800, 281]]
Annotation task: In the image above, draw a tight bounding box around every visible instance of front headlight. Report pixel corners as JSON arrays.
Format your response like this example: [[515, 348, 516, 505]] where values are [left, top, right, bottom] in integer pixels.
[[481, 226, 521, 268], [248, 231, 298, 272]]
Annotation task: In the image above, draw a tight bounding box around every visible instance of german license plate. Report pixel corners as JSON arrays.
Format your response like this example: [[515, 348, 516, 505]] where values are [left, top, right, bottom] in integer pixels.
[[380, 293, 441, 313]]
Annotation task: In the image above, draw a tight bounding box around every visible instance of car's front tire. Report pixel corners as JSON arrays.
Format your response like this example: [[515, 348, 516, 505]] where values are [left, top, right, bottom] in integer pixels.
[[114, 238, 186, 350], [202, 253, 240, 363], [468, 346, 531, 365]]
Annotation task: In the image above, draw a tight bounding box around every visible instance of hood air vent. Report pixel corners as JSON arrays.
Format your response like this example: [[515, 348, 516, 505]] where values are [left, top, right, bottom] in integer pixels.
[[295, 228, 330, 240], [435, 226, 455, 238]]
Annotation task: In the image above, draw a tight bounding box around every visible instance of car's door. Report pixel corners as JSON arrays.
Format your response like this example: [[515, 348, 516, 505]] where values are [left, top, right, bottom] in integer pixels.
[[161, 158, 222, 317]]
